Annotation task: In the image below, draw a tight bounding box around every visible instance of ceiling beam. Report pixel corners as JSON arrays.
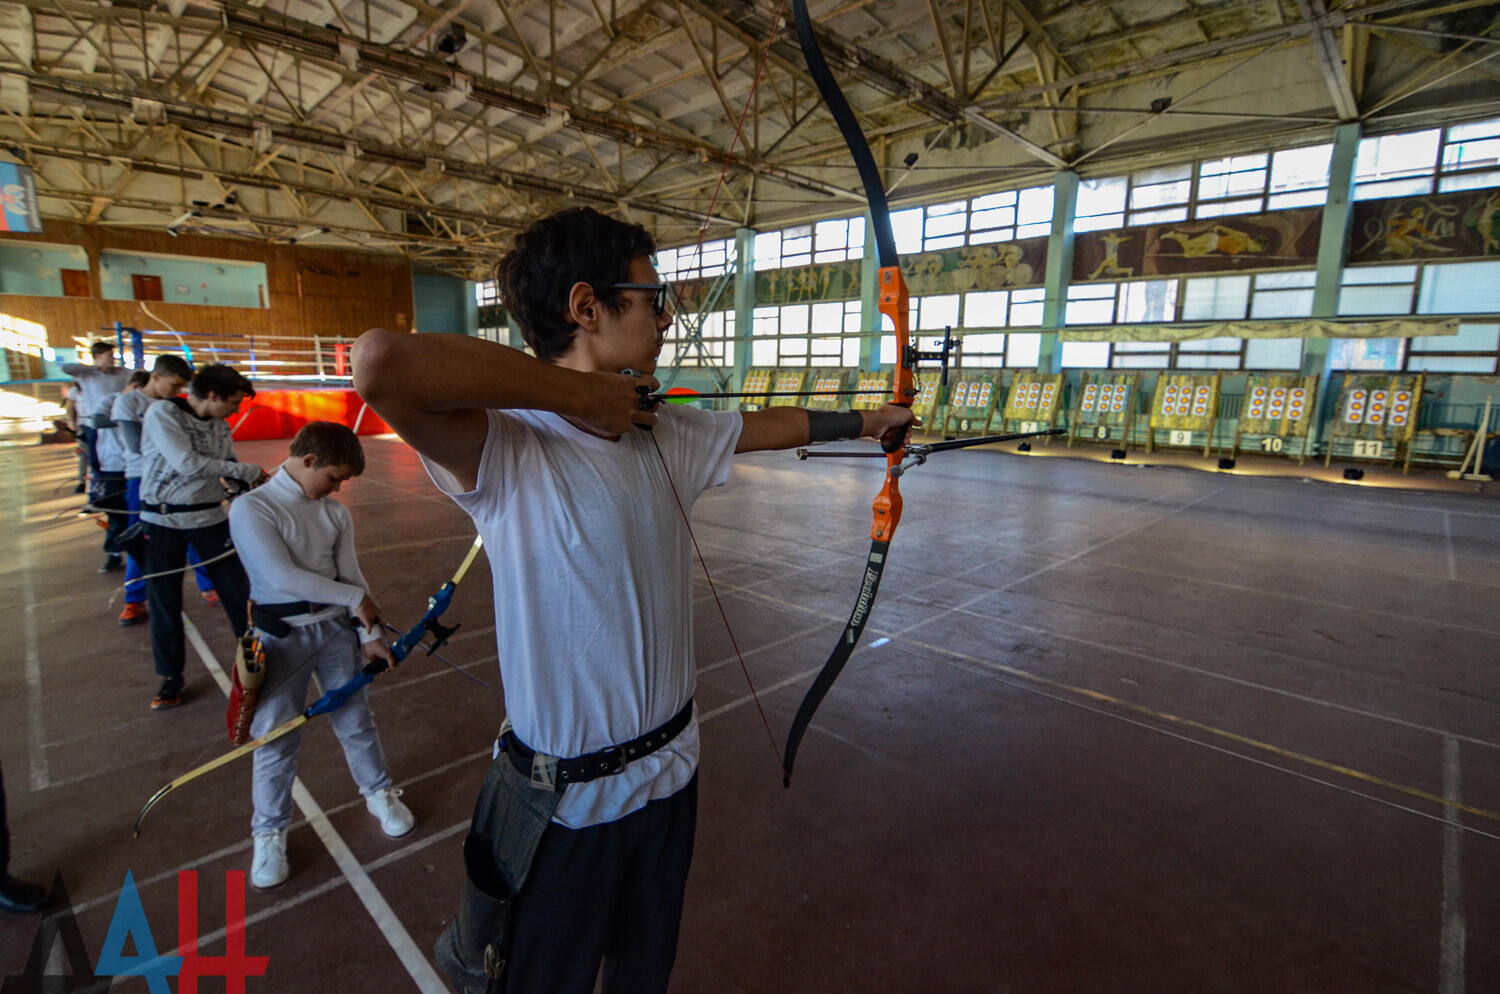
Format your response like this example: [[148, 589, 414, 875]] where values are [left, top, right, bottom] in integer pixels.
[[1295, 0, 1361, 119]]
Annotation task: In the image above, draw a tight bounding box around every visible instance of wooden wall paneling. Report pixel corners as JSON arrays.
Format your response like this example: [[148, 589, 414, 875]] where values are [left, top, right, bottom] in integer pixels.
[[0, 219, 414, 348]]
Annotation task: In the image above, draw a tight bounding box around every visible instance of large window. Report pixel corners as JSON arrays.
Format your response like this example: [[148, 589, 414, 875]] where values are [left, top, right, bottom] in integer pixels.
[[890, 184, 1053, 253], [1065, 280, 1179, 325], [1354, 119, 1500, 199], [1079, 144, 1333, 233], [751, 302, 860, 367], [662, 309, 735, 368], [475, 280, 500, 306], [755, 217, 865, 271], [656, 238, 734, 281], [1407, 322, 1499, 373], [1197, 145, 1332, 217], [872, 288, 1043, 367]]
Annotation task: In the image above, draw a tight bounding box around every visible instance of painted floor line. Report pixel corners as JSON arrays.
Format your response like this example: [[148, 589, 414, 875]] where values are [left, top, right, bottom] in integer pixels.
[[896, 632, 1500, 826], [185, 617, 450, 994], [1440, 735, 1466, 994], [1079, 556, 1500, 635], [947, 603, 1500, 752], [1443, 511, 1459, 583], [935, 651, 1500, 844]]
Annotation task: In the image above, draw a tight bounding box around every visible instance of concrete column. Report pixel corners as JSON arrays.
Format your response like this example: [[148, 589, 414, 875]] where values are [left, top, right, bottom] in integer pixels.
[[463, 280, 479, 337], [858, 212, 880, 371], [1306, 123, 1361, 433], [733, 226, 756, 389], [1038, 170, 1080, 372], [1310, 123, 1362, 326]]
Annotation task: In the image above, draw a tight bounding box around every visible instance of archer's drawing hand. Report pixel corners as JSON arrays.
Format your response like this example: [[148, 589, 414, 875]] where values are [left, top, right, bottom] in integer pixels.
[[580, 370, 661, 436], [865, 404, 917, 453]]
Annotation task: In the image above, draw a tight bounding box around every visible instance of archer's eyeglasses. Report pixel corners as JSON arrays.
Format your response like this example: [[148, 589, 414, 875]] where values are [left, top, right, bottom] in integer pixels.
[[612, 282, 671, 317]]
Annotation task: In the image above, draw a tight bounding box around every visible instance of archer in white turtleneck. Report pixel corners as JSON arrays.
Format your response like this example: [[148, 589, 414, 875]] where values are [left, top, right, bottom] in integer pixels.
[[228, 458, 379, 634]]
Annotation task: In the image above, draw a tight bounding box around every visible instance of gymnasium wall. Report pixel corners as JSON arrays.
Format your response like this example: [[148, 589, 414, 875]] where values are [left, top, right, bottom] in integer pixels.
[[96, 250, 267, 309], [0, 241, 89, 296], [412, 271, 477, 336], [0, 219, 415, 348]]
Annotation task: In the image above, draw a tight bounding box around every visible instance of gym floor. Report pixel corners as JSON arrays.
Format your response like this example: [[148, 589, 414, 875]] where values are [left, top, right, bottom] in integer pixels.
[[1, 433, 1496, 993]]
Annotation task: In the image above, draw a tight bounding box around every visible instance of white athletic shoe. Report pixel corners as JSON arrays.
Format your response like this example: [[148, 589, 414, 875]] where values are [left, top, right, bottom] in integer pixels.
[[250, 831, 289, 891], [365, 787, 415, 838]]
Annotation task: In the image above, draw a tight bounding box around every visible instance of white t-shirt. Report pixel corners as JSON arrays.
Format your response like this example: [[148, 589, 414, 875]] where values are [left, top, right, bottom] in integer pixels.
[[422, 404, 741, 828], [111, 389, 156, 479], [93, 392, 125, 473]]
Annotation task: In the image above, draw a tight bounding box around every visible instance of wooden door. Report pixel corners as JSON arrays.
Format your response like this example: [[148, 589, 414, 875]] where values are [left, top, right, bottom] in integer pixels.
[[131, 274, 164, 301], [60, 268, 91, 297]]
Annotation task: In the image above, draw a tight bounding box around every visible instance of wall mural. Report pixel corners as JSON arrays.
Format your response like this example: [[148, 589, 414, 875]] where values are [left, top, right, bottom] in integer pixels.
[[1348, 188, 1500, 264], [1073, 208, 1322, 279], [671, 235, 1049, 311]]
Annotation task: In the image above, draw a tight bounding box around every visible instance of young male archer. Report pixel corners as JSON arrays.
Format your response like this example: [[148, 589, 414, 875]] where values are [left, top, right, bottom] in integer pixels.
[[353, 206, 912, 994]]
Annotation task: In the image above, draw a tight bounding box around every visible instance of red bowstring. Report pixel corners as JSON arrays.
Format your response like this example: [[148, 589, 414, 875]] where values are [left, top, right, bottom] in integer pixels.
[[648, 433, 790, 780], [680, 0, 792, 272]]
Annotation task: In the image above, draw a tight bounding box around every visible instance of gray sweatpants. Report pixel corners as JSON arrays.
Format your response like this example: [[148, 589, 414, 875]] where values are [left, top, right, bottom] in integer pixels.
[[250, 616, 393, 836]]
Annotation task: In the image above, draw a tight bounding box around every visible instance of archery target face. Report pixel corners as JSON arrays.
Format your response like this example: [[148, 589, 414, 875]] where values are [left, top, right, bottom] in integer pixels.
[[953, 382, 973, 407], [1365, 389, 1389, 425], [919, 380, 938, 405], [1267, 387, 1288, 419], [814, 377, 838, 399], [1344, 389, 1367, 423], [1161, 384, 1180, 414], [1083, 384, 1100, 412], [1389, 390, 1413, 428], [975, 383, 992, 407], [775, 372, 802, 395], [1191, 386, 1211, 417], [1287, 387, 1307, 421], [1110, 385, 1128, 413], [1247, 386, 1268, 419], [1040, 383, 1057, 409]]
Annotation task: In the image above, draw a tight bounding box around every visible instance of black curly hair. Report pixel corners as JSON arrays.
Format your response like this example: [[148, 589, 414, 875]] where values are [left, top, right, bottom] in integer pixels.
[[495, 207, 658, 363]]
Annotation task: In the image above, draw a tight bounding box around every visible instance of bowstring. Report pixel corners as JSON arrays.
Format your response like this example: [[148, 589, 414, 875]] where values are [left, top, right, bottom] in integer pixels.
[[647, 432, 789, 781], [651, 0, 796, 781], [678, 0, 792, 273]]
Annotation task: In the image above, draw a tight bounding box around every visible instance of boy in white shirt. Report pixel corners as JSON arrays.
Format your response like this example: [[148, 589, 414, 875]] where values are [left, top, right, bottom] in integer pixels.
[[62, 339, 128, 481], [227, 421, 414, 890], [354, 206, 912, 994]]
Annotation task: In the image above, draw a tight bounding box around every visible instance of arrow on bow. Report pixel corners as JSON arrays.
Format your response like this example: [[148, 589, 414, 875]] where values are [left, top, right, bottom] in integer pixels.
[[133, 536, 486, 836]]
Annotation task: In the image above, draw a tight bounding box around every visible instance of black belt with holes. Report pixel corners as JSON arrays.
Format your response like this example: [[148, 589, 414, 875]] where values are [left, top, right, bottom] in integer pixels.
[[251, 600, 335, 637], [502, 700, 694, 788], [142, 499, 223, 514]]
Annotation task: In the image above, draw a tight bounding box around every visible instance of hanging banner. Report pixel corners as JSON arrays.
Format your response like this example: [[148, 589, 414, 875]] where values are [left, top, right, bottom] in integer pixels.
[[1059, 317, 1459, 342], [0, 162, 42, 233]]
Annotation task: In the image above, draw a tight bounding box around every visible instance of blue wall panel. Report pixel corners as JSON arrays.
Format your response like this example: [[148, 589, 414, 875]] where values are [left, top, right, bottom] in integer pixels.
[[99, 250, 267, 308], [0, 241, 88, 296]]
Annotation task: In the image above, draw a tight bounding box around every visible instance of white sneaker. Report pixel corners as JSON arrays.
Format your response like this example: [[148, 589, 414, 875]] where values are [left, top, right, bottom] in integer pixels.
[[250, 831, 289, 891], [365, 786, 415, 838]]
